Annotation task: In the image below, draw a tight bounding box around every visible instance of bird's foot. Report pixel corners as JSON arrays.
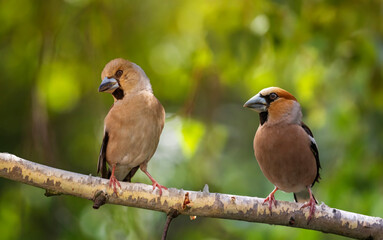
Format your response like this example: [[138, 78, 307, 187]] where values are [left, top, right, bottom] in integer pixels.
[[142, 168, 167, 196], [263, 193, 277, 212], [151, 180, 168, 196], [301, 196, 316, 223], [263, 187, 278, 212], [108, 175, 121, 194]]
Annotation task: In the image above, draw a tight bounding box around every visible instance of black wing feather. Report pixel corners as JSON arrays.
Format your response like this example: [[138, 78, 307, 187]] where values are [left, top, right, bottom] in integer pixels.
[[98, 131, 110, 178], [301, 122, 321, 186]]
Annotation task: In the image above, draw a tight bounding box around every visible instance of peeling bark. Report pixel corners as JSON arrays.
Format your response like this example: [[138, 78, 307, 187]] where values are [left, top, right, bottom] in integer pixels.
[[0, 153, 382, 239]]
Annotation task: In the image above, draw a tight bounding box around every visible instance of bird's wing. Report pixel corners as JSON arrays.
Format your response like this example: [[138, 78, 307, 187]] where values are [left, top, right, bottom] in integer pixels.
[[97, 131, 110, 178], [301, 122, 321, 186]]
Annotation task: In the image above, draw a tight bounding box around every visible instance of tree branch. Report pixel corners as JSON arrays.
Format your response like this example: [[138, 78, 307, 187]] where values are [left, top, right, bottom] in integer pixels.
[[0, 153, 381, 239]]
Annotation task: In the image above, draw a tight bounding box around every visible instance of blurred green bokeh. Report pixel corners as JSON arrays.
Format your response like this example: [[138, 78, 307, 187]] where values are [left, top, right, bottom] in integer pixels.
[[0, 0, 382, 239]]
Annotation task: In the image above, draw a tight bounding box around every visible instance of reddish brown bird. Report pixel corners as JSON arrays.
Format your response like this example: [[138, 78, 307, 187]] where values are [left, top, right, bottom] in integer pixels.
[[244, 87, 320, 221], [98, 58, 167, 195]]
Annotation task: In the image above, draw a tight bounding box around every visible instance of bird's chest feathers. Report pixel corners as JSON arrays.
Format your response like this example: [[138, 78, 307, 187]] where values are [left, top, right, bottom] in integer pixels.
[[254, 125, 309, 158], [104, 95, 163, 167], [253, 124, 316, 192]]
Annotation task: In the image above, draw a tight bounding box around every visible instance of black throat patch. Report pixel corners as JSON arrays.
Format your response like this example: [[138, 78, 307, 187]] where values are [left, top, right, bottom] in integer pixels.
[[112, 88, 124, 100], [259, 111, 268, 125]]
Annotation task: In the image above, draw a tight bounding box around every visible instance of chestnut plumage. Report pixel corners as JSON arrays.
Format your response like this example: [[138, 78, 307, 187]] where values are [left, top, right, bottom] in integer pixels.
[[244, 87, 320, 222]]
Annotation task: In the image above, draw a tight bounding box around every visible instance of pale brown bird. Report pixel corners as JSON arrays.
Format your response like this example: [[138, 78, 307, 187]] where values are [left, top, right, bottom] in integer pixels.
[[244, 87, 320, 221], [98, 58, 167, 195]]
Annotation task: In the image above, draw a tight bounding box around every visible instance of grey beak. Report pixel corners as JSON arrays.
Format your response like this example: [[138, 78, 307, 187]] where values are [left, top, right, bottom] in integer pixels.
[[243, 93, 267, 112], [98, 77, 120, 93]]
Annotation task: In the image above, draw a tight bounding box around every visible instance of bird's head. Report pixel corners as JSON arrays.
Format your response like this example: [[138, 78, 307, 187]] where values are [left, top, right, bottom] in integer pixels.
[[99, 58, 152, 100], [244, 87, 301, 125]]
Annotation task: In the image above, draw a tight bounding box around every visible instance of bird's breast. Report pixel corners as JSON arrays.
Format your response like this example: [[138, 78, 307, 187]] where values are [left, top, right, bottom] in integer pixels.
[[253, 124, 317, 193], [103, 93, 165, 180]]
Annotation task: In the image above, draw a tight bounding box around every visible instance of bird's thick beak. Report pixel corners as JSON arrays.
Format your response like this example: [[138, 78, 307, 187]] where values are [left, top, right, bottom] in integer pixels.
[[243, 94, 267, 112], [98, 77, 120, 93]]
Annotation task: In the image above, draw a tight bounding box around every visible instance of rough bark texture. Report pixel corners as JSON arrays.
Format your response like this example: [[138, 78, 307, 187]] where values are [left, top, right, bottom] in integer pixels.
[[0, 153, 382, 239]]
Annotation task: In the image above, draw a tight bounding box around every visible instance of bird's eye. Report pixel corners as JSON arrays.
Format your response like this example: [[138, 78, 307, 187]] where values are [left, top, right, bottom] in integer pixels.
[[115, 70, 123, 78], [269, 93, 278, 100]]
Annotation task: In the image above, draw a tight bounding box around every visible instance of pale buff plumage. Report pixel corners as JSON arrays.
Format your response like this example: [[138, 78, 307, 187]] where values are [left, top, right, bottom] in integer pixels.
[[98, 58, 166, 195], [104, 92, 164, 179], [244, 87, 320, 222]]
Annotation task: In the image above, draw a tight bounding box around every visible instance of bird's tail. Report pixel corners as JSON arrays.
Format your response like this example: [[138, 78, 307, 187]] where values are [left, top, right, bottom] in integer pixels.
[[123, 166, 140, 182], [294, 189, 317, 203]]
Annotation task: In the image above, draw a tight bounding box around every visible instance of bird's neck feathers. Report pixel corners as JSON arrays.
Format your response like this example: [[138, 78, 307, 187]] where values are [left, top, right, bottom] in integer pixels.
[[113, 64, 153, 102], [112, 88, 124, 100], [124, 77, 153, 96], [262, 100, 302, 126], [113, 83, 153, 102], [259, 112, 269, 125], [131, 63, 153, 93], [123, 73, 153, 95]]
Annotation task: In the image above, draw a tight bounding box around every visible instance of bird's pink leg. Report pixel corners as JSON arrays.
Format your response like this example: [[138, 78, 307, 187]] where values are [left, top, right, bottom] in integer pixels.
[[109, 165, 121, 194], [300, 187, 316, 223], [263, 186, 278, 212], [141, 169, 167, 196]]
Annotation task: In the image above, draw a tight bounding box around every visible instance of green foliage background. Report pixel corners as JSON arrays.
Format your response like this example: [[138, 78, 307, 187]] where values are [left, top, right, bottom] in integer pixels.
[[0, 0, 382, 239]]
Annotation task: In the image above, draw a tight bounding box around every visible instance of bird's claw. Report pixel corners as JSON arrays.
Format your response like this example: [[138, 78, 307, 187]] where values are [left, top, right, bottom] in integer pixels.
[[152, 181, 168, 196], [301, 198, 316, 223], [143, 169, 167, 196], [263, 194, 277, 212], [109, 175, 121, 194]]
